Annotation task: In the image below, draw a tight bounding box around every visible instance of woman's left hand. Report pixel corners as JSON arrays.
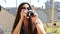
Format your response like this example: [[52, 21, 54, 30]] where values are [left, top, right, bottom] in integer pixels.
[[31, 12, 38, 24]]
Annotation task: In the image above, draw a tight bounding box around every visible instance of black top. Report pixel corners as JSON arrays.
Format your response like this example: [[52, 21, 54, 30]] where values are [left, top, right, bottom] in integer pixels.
[[20, 23, 38, 34]]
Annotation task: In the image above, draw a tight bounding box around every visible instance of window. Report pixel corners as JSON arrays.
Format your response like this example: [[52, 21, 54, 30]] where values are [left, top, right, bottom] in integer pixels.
[[0, 5, 1, 11], [58, 10, 60, 20]]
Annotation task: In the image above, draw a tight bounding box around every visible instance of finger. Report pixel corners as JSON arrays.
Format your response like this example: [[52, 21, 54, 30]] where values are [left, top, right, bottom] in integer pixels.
[[21, 10, 26, 14], [33, 12, 38, 17]]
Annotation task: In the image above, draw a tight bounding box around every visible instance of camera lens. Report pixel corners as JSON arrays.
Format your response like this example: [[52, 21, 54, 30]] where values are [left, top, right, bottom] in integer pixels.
[[27, 10, 34, 17]]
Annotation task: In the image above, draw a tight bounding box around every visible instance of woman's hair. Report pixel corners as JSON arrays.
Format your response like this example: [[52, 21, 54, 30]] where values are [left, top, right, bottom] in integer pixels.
[[12, 2, 32, 33]]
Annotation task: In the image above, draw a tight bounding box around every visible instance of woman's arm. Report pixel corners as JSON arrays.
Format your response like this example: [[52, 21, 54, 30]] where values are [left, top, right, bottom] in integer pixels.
[[12, 9, 26, 34], [35, 18, 46, 34], [12, 18, 23, 34], [31, 12, 46, 34]]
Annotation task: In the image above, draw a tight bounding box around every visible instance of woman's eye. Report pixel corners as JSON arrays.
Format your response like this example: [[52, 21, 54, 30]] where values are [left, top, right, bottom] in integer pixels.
[[27, 7, 31, 10], [21, 7, 26, 9]]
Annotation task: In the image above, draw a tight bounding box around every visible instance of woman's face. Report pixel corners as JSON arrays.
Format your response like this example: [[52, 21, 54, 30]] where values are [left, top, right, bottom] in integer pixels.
[[21, 4, 30, 18], [21, 4, 30, 12], [22, 4, 29, 10], [21, 4, 30, 21], [21, 4, 30, 16]]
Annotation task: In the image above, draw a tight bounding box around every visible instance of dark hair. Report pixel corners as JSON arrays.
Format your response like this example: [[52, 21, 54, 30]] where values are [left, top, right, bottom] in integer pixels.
[[12, 2, 33, 33]]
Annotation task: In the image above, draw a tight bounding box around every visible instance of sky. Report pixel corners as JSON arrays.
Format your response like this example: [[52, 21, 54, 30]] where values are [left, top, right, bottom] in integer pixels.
[[0, 0, 60, 8]]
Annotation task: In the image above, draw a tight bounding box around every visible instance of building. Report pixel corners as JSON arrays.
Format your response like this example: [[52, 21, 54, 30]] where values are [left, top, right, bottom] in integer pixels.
[[44, 0, 60, 27], [0, 6, 15, 34]]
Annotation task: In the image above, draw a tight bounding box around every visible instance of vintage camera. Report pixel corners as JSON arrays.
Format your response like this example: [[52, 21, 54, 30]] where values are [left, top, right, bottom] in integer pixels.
[[27, 10, 34, 17]]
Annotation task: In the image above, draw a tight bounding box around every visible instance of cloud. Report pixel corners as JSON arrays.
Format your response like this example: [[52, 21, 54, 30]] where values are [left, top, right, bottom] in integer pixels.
[[0, 0, 16, 8], [0, 0, 60, 8]]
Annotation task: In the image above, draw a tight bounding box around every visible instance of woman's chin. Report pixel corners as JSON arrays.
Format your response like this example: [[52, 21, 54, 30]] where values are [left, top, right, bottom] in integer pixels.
[[26, 16, 29, 18]]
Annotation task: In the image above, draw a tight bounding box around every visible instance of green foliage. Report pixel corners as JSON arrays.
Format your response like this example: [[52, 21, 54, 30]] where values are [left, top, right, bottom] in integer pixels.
[[57, 27, 60, 34], [45, 27, 60, 34]]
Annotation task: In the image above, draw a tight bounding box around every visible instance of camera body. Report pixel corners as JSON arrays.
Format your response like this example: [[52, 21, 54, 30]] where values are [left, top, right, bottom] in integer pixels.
[[27, 10, 34, 17]]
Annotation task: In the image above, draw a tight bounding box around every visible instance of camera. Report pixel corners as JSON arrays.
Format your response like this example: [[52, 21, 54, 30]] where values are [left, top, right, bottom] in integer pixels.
[[27, 10, 34, 17]]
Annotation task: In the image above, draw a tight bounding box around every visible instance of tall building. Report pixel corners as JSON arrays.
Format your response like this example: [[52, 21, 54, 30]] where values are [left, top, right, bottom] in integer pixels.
[[55, 2, 60, 20], [45, 0, 60, 27], [45, 0, 60, 21]]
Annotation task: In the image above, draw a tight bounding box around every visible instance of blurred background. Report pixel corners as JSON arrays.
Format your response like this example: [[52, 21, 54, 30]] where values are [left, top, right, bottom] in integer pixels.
[[0, 0, 60, 34]]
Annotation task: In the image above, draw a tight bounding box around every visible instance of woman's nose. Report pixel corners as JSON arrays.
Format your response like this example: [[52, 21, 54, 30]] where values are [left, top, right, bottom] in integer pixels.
[[24, 10, 28, 14]]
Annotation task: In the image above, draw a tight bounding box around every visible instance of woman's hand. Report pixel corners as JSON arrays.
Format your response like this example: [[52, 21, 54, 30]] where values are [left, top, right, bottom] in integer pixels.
[[20, 9, 28, 20], [31, 12, 38, 24]]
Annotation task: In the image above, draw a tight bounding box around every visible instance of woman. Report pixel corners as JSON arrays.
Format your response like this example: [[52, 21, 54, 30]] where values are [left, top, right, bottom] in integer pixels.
[[12, 2, 46, 34]]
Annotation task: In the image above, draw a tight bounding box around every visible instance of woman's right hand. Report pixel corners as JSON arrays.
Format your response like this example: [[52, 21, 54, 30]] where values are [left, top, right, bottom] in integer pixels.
[[20, 9, 27, 20]]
